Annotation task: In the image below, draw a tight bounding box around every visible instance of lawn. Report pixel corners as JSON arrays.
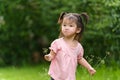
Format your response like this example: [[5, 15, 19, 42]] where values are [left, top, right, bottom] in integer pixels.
[[0, 63, 119, 80]]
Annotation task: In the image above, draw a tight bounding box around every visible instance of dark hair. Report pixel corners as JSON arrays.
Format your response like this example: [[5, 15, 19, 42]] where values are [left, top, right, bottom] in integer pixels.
[[58, 12, 89, 42]]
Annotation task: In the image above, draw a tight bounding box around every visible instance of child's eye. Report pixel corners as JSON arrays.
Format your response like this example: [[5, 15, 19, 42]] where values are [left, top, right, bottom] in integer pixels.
[[63, 24, 66, 26], [70, 25, 73, 27]]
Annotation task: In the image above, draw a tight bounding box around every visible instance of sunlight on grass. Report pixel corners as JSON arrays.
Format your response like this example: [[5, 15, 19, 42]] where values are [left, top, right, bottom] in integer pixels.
[[76, 65, 120, 80], [0, 64, 49, 80], [0, 64, 120, 80]]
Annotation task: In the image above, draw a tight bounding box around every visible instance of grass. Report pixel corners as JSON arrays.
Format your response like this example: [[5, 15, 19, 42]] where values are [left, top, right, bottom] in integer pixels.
[[76, 65, 120, 80], [0, 63, 120, 80], [0, 64, 49, 80]]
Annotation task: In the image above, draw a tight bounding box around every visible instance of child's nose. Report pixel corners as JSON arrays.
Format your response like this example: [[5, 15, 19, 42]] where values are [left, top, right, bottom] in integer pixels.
[[65, 26, 69, 29]]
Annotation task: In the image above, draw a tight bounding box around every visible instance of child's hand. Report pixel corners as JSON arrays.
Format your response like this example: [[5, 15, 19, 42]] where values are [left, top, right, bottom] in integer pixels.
[[44, 54, 52, 61], [88, 67, 96, 76]]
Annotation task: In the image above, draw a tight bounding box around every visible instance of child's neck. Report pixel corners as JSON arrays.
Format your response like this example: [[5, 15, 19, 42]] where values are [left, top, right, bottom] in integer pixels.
[[63, 36, 74, 42], [63, 37, 78, 48]]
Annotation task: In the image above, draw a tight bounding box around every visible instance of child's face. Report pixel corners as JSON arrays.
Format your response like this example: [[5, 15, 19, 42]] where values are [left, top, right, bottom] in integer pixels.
[[61, 17, 81, 38]]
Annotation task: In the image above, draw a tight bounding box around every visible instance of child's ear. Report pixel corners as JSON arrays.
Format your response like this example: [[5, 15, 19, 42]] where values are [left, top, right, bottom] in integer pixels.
[[76, 28, 81, 33], [58, 12, 67, 24]]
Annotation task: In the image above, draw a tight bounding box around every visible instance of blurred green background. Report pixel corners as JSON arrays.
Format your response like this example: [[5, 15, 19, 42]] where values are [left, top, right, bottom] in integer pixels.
[[0, 0, 120, 80], [0, 0, 120, 67]]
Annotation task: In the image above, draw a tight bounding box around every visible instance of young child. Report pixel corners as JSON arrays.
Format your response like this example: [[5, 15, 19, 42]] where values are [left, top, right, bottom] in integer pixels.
[[44, 12, 96, 80]]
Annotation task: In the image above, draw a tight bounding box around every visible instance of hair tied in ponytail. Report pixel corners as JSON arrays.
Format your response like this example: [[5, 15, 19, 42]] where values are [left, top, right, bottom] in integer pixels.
[[80, 12, 89, 24], [58, 12, 68, 24]]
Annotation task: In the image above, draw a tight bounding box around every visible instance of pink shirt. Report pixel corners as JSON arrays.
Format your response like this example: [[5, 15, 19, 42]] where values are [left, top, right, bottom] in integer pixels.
[[48, 38, 84, 80]]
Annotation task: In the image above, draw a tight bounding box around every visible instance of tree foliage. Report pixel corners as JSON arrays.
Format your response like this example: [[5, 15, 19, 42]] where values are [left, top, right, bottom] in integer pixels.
[[0, 0, 119, 66]]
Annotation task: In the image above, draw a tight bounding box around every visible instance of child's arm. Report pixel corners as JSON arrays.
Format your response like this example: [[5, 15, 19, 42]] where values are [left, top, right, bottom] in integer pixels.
[[78, 57, 96, 76], [44, 50, 56, 61]]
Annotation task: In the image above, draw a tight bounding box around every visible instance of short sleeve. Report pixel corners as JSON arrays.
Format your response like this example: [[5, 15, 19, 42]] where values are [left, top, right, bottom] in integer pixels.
[[49, 40, 60, 54], [77, 45, 84, 60]]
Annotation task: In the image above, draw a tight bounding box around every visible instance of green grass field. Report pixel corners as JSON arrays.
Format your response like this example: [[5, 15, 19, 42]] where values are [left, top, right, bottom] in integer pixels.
[[0, 64, 119, 80]]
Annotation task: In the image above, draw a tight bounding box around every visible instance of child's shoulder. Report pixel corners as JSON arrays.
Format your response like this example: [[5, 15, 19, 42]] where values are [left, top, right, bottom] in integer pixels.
[[53, 38, 63, 42], [52, 38, 63, 44], [77, 42, 84, 49]]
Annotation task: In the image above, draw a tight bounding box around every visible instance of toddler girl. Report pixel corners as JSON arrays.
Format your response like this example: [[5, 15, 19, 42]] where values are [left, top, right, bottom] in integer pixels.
[[44, 12, 96, 80]]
